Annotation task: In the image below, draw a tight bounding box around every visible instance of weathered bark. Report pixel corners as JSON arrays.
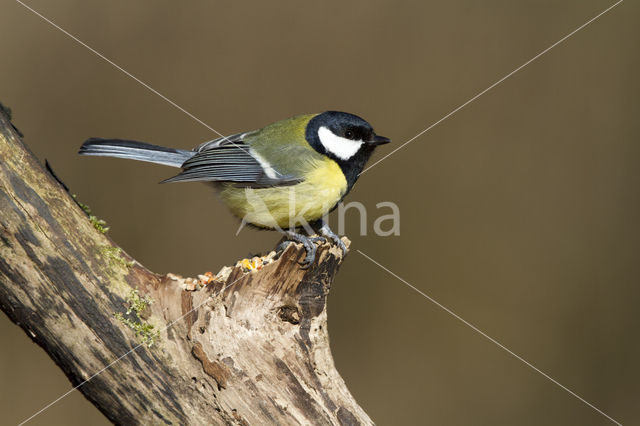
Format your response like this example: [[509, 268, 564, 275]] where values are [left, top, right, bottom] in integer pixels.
[[0, 104, 372, 425]]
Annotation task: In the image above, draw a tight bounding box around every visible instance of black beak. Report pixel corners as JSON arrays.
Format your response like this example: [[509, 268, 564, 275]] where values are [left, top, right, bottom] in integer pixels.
[[368, 134, 391, 146]]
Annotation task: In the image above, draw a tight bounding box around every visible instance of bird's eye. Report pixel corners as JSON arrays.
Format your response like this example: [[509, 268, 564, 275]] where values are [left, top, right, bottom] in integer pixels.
[[345, 130, 354, 140]]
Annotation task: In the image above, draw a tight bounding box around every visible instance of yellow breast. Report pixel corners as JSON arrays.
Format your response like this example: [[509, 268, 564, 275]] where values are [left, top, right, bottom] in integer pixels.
[[219, 159, 347, 229]]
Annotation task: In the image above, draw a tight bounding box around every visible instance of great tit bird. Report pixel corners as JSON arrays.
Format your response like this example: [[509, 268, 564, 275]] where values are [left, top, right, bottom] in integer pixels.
[[79, 111, 390, 267]]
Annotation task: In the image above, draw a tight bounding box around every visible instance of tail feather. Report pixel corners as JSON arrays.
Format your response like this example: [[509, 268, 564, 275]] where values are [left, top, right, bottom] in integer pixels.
[[79, 138, 194, 167]]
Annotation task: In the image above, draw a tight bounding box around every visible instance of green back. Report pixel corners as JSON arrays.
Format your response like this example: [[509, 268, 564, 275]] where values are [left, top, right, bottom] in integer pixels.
[[244, 113, 326, 178]]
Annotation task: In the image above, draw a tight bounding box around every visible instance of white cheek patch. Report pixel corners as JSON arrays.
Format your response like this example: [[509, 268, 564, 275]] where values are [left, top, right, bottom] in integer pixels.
[[318, 126, 363, 160]]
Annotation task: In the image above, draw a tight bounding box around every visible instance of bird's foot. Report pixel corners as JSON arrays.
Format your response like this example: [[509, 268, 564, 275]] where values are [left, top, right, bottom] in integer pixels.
[[275, 222, 346, 268], [318, 221, 347, 257], [277, 231, 318, 269]]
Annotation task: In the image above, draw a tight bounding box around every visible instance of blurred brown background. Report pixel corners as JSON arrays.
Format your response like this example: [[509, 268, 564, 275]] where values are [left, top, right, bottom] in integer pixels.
[[1, 0, 638, 424]]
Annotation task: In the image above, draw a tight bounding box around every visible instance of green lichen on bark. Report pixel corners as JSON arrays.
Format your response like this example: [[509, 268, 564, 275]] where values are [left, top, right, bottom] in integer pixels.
[[73, 194, 110, 234], [100, 246, 134, 268], [114, 289, 159, 347]]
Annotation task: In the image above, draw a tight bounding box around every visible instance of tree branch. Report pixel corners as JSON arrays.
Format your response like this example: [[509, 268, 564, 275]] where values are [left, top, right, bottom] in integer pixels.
[[0, 104, 372, 425]]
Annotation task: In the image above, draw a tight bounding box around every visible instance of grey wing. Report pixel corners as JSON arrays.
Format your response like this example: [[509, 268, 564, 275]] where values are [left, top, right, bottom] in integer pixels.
[[162, 133, 300, 186]]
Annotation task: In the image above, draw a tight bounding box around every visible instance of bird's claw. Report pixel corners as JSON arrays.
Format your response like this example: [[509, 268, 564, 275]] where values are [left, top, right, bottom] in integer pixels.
[[318, 222, 347, 257], [277, 222, 345, 269], [277, 232, 319, 269], [333, 238, 347, 256], [297, 236, 317, 269]]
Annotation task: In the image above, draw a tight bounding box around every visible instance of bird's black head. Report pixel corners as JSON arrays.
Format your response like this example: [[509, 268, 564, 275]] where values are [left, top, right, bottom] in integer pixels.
[[305, 111, 390, 190]]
